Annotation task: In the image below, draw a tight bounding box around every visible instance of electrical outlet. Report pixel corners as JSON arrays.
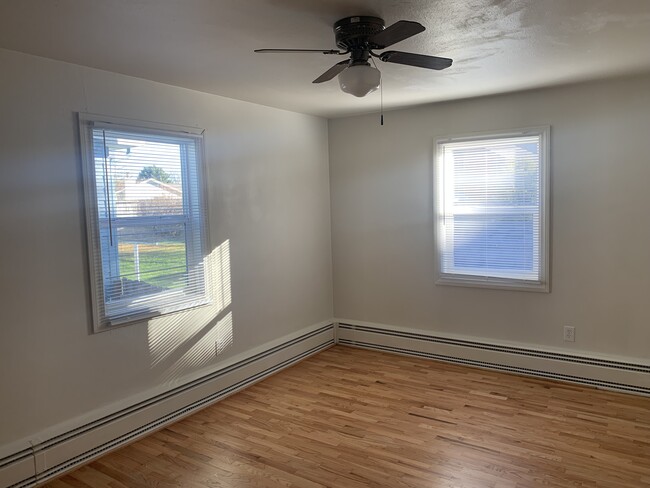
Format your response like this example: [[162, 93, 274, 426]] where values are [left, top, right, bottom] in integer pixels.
[[563, 325, 576, 342]]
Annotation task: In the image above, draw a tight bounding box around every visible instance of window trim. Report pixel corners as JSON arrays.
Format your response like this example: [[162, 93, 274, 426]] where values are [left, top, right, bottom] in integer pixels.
[[78, 113, 211, 332], [433, 126, 551, 292]]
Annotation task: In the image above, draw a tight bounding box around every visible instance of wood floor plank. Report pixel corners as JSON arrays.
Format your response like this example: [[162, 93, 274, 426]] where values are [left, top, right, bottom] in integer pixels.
[[43, 346, 650, 487]]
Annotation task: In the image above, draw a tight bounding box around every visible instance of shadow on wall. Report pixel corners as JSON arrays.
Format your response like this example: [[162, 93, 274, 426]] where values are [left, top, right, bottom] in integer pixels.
[[146, 239, 233, 383]]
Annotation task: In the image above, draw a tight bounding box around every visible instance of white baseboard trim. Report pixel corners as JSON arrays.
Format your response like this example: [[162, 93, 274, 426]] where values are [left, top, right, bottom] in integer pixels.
[[0, 322, 334, 488], [337, 320, 650, 396]]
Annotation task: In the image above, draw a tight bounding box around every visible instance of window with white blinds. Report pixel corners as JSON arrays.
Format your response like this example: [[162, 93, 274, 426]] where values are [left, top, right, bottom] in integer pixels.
[[435, 128, 549, 291], [79, 115, 210, 330]]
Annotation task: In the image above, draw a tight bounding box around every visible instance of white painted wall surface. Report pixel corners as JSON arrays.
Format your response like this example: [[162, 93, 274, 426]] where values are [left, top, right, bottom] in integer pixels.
[[329, 73, 650, 362], [0, 49, 332, 453]]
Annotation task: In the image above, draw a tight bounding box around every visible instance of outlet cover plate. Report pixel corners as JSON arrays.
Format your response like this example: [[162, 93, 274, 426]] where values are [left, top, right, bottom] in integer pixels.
[[564, 325, 576, 342]]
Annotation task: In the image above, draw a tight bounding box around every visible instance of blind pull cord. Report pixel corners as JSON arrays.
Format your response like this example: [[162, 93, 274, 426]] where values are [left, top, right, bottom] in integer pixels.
[[101, 130, 114, 246]]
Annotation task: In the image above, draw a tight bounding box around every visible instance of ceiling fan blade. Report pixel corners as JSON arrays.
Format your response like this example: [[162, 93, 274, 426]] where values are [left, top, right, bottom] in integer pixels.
[[255, 49, 342, 54], [312, 60, 350, 83], [379, 51, 453, 70], [369, 20, 425, 48]]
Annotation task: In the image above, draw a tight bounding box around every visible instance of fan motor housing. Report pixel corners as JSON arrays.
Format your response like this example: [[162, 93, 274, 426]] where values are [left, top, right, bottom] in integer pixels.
[[334, 16, 385, 50]]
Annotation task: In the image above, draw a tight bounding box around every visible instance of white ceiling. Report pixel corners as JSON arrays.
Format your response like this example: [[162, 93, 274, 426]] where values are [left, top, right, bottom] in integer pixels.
[[1, 0, 650, 118]]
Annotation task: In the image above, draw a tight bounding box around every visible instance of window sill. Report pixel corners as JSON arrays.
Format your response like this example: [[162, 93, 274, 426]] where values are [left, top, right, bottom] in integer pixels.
[[436, 275, 549, 293], [94, 296, 212, 332]]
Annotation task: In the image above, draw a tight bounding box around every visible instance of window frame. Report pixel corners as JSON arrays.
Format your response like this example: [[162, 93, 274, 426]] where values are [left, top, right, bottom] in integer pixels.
[[79, 113, 211, 332], [433, 126, 551, 292]]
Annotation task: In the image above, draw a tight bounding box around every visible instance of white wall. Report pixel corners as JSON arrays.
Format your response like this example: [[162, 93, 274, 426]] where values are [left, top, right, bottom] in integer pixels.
[[0, 49, 332, 452], [329, 73, 650, 362]]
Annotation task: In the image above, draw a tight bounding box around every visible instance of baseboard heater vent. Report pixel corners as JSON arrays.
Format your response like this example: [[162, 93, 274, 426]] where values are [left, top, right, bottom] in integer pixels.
[[2, 323, 334, 488], [337, 322, 650, 396]]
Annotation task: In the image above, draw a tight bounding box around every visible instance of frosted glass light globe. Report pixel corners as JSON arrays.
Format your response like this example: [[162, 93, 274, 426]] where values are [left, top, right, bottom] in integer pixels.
[[338, 64, 381, 97]]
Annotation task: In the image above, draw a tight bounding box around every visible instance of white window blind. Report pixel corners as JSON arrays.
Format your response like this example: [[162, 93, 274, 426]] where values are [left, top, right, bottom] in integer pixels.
[[435, 128, 549, 290], [80, 116, 209, 329]]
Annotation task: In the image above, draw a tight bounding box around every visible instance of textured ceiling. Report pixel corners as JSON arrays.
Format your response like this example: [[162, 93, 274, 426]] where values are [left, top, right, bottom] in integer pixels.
[[1, 0, 650, 117]]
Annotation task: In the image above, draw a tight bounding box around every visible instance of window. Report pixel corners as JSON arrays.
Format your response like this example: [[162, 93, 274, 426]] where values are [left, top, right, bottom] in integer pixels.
[[79, 114, 209, 330], [434, 127, 549, 291]]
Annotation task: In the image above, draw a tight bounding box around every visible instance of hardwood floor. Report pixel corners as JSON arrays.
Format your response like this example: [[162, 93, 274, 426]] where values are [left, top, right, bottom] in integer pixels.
[[45, 346, 650, 488]]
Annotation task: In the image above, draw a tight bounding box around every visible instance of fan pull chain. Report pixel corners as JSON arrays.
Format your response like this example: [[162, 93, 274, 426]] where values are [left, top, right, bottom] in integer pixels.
[[371, 57, 384, 126], [380, 77, 384, 126]]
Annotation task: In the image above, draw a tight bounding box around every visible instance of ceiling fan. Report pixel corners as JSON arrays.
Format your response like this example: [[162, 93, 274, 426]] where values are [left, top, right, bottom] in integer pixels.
[[255, 16, 453, 98]]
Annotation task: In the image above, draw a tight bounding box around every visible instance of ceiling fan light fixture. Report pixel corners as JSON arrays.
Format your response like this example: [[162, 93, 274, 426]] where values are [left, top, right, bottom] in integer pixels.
[[256, 16, 453, 101], [338, 63, 381, 97]]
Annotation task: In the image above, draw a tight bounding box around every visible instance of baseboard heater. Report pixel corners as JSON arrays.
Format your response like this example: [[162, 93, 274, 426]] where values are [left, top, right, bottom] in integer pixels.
[[0, 323, 335, 488], [337, 321, 650, 396]]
